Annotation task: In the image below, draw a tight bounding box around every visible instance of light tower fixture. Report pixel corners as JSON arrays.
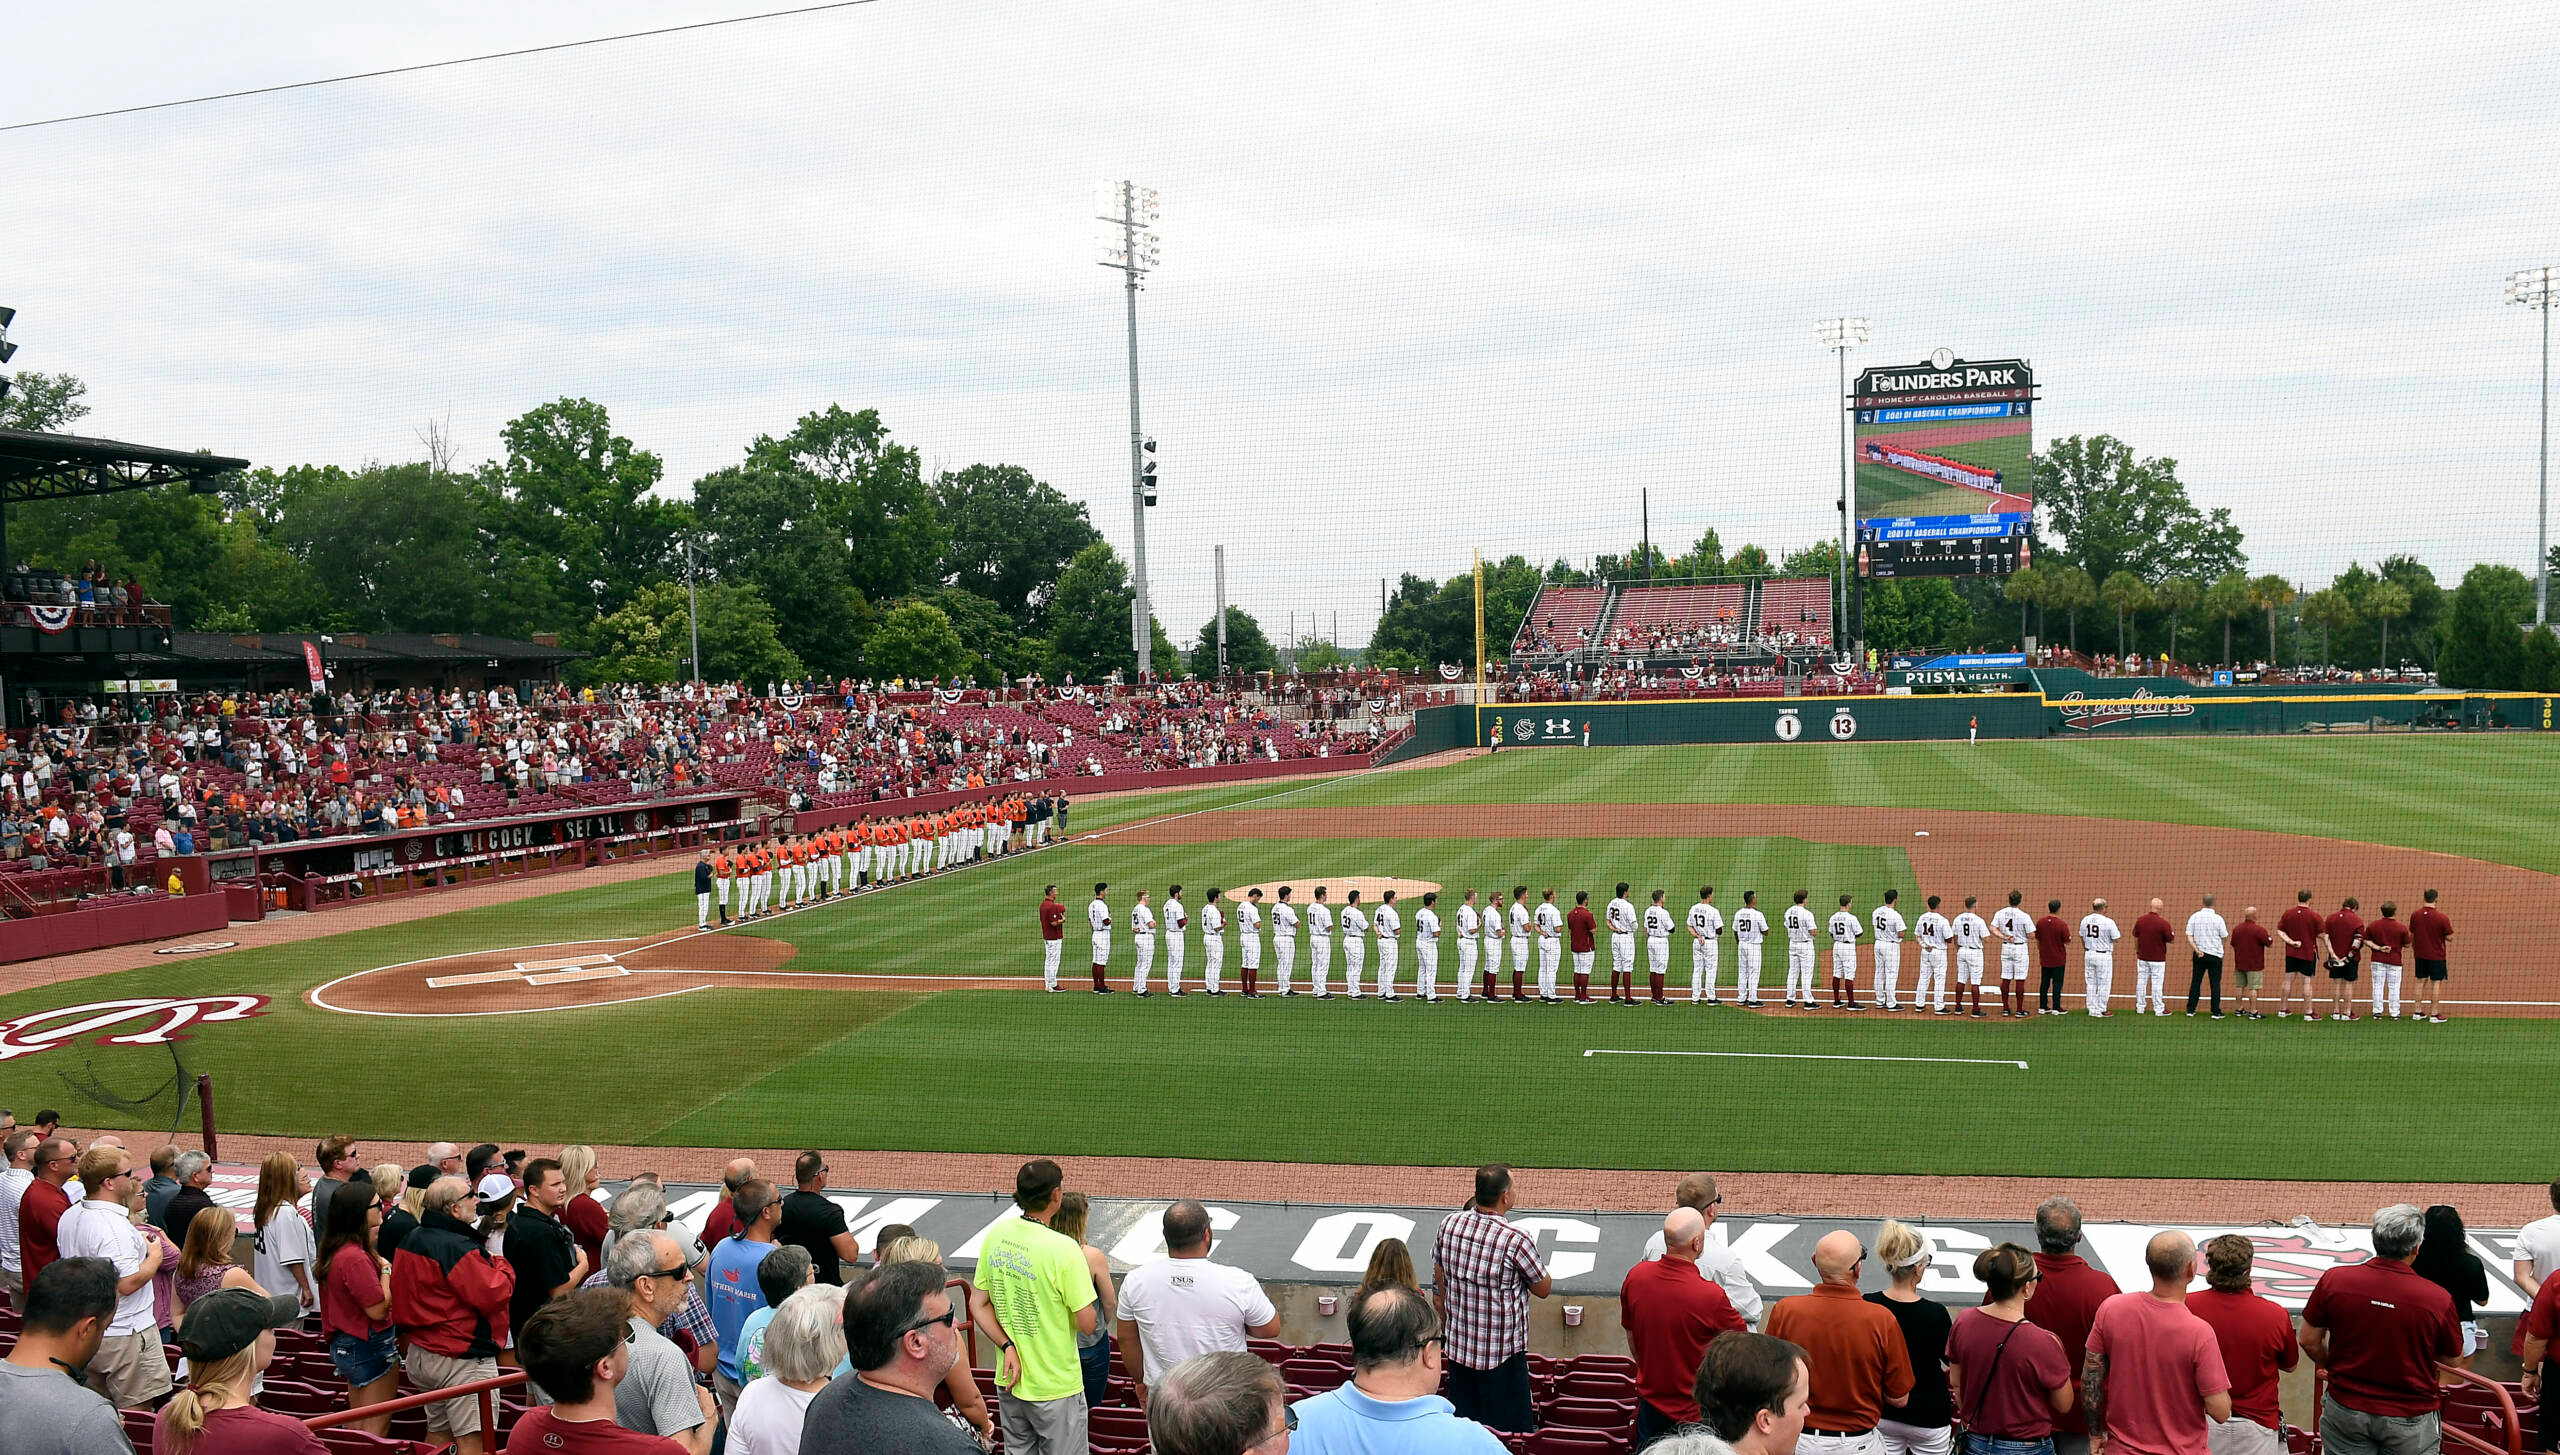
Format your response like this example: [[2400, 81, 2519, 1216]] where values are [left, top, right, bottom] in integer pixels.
[[1096, 181, 1163, 678], [2509, 266, 2557, 626], [1817, 317, 1871, 654]]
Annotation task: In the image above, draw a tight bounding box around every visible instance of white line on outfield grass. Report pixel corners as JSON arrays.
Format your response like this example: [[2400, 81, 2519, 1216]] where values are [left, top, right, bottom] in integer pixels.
[[1584, 1048, 2029, 1070]]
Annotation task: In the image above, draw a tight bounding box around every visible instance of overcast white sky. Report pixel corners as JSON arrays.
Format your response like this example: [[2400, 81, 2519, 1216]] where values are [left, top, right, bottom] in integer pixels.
[[7, 1, 2555, 645]]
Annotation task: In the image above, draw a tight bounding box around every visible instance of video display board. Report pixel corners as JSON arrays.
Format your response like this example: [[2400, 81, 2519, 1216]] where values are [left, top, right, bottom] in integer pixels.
[[1851, 356, 2034, 578]]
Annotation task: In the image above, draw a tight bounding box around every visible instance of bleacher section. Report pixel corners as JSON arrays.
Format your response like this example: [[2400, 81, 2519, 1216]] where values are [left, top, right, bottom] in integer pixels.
[[1604, 583, 1747, 651], [1512, 586, 1606, 656], [1751, 577, 1833, 649]]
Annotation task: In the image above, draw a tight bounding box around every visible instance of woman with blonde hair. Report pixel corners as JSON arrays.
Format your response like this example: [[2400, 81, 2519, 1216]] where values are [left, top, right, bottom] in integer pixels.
[[155, 1286, 322, 1454], [250, 1150, 317, 1311], [173, 1204, 263, 1322], [876, 1238, 994, 1443], [1360, 1236, 1418, 1295], [556, 1144, 607, 1272], [366, 1162, 403, 1206], [1868, 1220, 1955, 1455], [1052, 1191, 1118, 1412]]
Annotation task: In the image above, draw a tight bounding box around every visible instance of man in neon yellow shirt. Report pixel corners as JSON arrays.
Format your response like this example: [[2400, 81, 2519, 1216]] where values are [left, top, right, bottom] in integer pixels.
[[966, 1159, 1099, 1455]]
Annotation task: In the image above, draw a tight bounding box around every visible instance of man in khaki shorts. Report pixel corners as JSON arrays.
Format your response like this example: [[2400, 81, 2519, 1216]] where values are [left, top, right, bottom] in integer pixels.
[[52, 1144, 171, 1407], [392, 1177, 517, 1455]]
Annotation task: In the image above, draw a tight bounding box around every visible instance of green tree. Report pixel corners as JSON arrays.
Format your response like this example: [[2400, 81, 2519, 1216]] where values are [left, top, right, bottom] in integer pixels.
[[2523, 625, 2560, 693], [1295, 639, 1347, 672], [865, 601, 969, 681], [276, 462, 489, 633], [2202, 570, 2252, 667], [1863, 578, 1968, 651], [1372, 572, 1472, 669], [932, 463, 1102, 628], [1479, 555, 1547, 659], [2045, 567, 2097, 652], [2099, 570, 2153, 658], [2437, 563, 2534, 689], [2359, 578, 2413, 669], [1188, 606, 1278, 678], [2297, 587, 2358, 670], [2152, 576, 2202, 667], [0, 371, 90, 432], [2035, 435, 2245, 588], [1543, 558, 1591, 587], [1780, 540, 1840, 579], [2246, 575, 2296, 666], [581, 581, 801, 685], [1726, 544, 1773, 577], [2003, 565, 2045, 646], [488, 397, 683, 621], [1683, 529, 1726, 578], [689, 454, 868, 677], [926, 586, 1041, 684], [1045, 542, 1137, 682], [759, 405, 944, 601]]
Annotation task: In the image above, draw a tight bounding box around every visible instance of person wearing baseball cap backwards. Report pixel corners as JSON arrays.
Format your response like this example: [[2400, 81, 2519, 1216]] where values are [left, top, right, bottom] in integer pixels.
[[157, 1285, 323, 1454]]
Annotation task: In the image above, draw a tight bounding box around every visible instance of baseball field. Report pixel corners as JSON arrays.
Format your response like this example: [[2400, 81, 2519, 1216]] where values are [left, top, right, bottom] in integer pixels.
[[7, 734, 2557, 1183]]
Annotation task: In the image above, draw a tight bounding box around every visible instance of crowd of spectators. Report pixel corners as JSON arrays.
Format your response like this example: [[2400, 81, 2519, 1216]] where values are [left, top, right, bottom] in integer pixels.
[[2, 560, 159, 626]]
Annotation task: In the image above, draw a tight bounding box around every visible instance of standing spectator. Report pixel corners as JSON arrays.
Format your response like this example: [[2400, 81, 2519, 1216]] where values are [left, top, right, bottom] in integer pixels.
[[53, 1144, 171, 1408], [2186, 1237, 2297, 1455], [1360, 1238, 1419, 1297], [2182, 896, 2228, 1019], [700, 1158, 758, 1246], [709, 1177, 784, 1418], [874, 1236, 997, 1444], [18, 1137, 78, 1289], [140, 1145, 182, 1230], [2081, 1232, 2231, 1455], [1682, 1331, 1815, 1455], [251, 1151, 316, 1312], [0, 1128, 36, 1308], [2227, 908, 2273, 1020], [1764, 1230, 1915, 1455], [380, 1164, 437, 1260], [1869, 1222, 1954, 1455], [1148, 1352, 1289, 1455], [739, 1246, 815, 1382], [173, 1205, 261, 1325], [1947, 1245, 2076, 1455], [0, 1258, 131, 1455], [1292, 1284, 1506, 1455], [1429, 1163, 1552, 1432], [729, 1283, 849, 1455], [503, 1157, 588, 1342], [158, 1152, 217, 1246], [557, 1145, 608, 1275], [1118, 1200, 1282, 1406], [803, 1258, 982, 1455], [157, 1286, 324, 1454], [1053, 1192, 1119, 1408], [1640, 1172, 1766, 1326], [392, 1176, 516, 1455], [2513, 1178, 2560, 1362], [317, 1179, 400, 1435], [2300, 1204, 2459, 1455], [778, 1150, 861, 1284], [967, 1159, 1101, 1455], [2410, 1205, 2490, 1368], [2407, 888, 2452, 1024], [310, 1135, 361, 1233], [2027, 1196, 2121, 1455], [425, 1142, 466, 1180], [1622, 1207, 1748, 1444], [603, 1232, 718, 1455], [2518, 1270, 2559, 1454], [508, 1287, 687, 1455]]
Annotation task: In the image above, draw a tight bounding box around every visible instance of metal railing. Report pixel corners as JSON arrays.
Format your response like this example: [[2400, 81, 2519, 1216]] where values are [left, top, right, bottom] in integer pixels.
[[302, 1366, 529, 1443]]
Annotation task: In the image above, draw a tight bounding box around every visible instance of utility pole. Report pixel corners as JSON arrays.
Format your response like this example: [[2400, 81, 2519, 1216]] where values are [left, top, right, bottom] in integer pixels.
[[1215, 545, 1229, 676], [1641, 488, 1653, 583], [1817, 318, 1872, 654], [2510, 267, 2558, 625], [1096, 181, 1162, 674], [683, 537, 702, 685]]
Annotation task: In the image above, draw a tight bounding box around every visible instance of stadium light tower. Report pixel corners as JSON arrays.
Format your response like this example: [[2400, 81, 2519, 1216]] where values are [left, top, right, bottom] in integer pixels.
[[1096, 181, 1163, 678], [2509, 266, 2557, 626], [1817, 317, 1871, 652]]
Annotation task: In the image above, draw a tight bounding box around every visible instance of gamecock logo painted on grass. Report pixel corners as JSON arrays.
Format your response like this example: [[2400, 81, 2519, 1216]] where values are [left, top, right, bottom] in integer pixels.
[[0, 996, 271, 1061], [2056, 690, 2197, 733]]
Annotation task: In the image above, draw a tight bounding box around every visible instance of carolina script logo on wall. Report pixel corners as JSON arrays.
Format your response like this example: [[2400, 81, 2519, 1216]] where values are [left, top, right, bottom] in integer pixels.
[[0, 996, 271, 1062], [2056, 690, 2196, 733]]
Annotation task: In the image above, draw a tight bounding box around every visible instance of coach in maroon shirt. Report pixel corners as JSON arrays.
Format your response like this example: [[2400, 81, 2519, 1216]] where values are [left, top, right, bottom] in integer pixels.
[[2363, 902, 2412, 1021], [2276, 892, 2325, 1019], [1567, 892, 1598, 1003], [2033, 900, 2073, 1017], [1622, 1207, 1747, 1444], [2322, 898, 2366, 1022], [2409, 889, 2453, 1023], [2132, 901, 2175, 1015], [2188, 1235, 2298, 1455], [2302, 1204, 2458, 1455], [2025, 1195, 2119, 1455], [2230, 908, 2274, 1020]]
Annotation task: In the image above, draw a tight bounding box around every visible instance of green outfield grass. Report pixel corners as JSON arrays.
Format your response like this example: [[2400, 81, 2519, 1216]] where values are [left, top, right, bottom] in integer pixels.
[[5, 736, 2555, 1179]]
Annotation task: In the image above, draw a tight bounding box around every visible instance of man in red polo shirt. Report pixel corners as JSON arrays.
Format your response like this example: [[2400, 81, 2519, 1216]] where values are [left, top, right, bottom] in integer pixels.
[[2083, 1231, 2231, 1455], [2188, 1235, 2298, 1455], [1567, 891, 1599, 1004], [2362, 901, 2411, 1021], [2026, 1195, 2120, 1455], [2322, 897, 2366, 1023], [1037, 884, 1067, 992], [2034, 899, 2073, 1017], [2131, 898, 2176, 1017], [1622, 1207, 1747, 1446], [2408, 889, 2453, 1024], [2275, 891, 2325, 1021], [2229, 908, 2275, 1021], [2301, 1203, 2458, 1455]]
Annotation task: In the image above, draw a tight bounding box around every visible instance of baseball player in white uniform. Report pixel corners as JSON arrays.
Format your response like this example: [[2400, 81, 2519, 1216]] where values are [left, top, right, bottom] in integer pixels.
[[1162, 886, 1188, 996], [1914, 895, 1954, 1015], [1272, 887, 1300, 995], [1533, 890, 1565, 1001], [1828, 893, 1863, 1010], [1683, 887, 1723, 1005], [1507, 889, 1533, 1001], [1453, 892, 1480, 1001], [1414, 892, 1441, 1001], [1871, 889, 1908, 1011], [1339, 890, 1369, 997], [1732, 891, 1768, 1005], [2079, 898, 2121, 1016], [1088, 883, 1115, 995], [1953, 895, 1991, 1018], [1644, 890, 1675, 1004], [1992, 890, 2035, 1018], [1130, 890, 1159, 997], [1201, 890, 1227, 994], [1606, 884, 1639, 1004], [1306, 887, 1334, 997], [1783, 890, 1818, 1007], [1372, 891, 1402, 999], [1236, 888, 1264, 997]]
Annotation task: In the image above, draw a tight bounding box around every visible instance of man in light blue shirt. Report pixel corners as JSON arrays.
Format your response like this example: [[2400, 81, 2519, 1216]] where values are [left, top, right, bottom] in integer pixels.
[[1292, 1285, 1507, 1455]]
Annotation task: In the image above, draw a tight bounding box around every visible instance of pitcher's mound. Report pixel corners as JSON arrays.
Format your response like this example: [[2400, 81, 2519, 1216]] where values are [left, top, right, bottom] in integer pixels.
[[1223, 876, 1442, 903]]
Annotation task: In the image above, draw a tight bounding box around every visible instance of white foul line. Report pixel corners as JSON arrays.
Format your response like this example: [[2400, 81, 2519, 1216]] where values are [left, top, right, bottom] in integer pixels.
[[1584, 1048, 2029, 1070]]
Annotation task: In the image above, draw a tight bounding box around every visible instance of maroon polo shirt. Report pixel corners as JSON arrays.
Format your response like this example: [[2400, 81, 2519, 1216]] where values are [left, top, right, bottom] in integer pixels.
[[1620, 1255, 1747, 1423], [2408, 905, 2452, 962], [1568, 906, 1597, 954], [2133, 913, 2175, 962], [2187, 1287, 2298, 1430], [2277, 905, 2324, 964], [2323, 908, 2365, 963], [2302, 1257, 2459, 1418], [2026, 1251, 2121, 1436], [2363, 916, 2408, 966], [2033, 915, 2072, 969], [2230, 920, 2272, 975], [18, 1177, 72, 1287]]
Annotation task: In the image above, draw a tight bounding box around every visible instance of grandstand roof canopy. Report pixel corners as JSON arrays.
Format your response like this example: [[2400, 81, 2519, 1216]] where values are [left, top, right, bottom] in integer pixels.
[[0, 426, 249, 506]]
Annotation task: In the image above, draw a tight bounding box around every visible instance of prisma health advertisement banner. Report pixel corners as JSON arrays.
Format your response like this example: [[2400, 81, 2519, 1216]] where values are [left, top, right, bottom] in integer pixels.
[[1852, 357, 2034, 578]]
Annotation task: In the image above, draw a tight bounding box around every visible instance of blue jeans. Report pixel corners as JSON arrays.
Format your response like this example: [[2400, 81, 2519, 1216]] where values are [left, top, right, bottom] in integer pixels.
[[1963, 1435, 2055, 1455], [1078, 1330, 1112, 1409]]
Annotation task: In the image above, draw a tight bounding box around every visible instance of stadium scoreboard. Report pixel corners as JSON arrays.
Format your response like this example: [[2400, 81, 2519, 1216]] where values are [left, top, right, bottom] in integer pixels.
[[1850, 354, 2036, 579]]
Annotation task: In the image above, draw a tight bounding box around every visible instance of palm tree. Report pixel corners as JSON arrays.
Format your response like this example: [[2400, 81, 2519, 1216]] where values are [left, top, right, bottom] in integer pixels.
[[2048, 568, 2098, 654], [2152, 576, 2202, 670], [2360, 578, 2413, 670], [2246, 574, 2296, 668], [2298, 587, 2358, 670], [2100, 571, 2153, 659], [2203, 570, 2251, 668], [2004, 566, 2046, 649]]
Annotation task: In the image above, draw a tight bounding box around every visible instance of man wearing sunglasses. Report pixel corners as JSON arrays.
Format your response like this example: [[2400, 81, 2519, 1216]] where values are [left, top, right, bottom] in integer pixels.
[[605, 1231, 718, 1455], [1291, 1284, 1497, 1455], [15, 1137, 79, 1290], [804, 1258, 980, 1455]]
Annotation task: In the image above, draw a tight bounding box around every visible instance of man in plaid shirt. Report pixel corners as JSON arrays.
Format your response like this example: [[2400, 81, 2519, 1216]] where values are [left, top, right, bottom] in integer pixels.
[[1429, 1163, 1551, 1431]]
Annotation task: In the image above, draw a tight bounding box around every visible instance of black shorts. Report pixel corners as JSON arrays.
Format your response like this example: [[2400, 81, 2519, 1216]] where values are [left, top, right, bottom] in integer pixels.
[[2416, 958, 2448, 982], [2285, 957, 2315, 978], [2326, 958, 2360, 982]]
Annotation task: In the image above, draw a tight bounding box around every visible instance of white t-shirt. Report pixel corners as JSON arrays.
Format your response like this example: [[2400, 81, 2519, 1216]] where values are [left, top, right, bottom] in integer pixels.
[[2079, 914, 2121, 956], [56, 1201, 157, 1335], [2185, 908, 2230, 957], [1784, 905, 1816, 944], [1915, 911, 1953, 951], [1954, 912, 1989, 950], [1828, 910, 1861, 946], [1993, 906, 2035, 946], [1734, 907, 1768, 946], [1644, 905, 1674, 939], [1115, 1256, 1277, 1377], [1414, 907, 1439, 942], [1871, 905, 1906, 945], [0, 1167, 33, 1272], [255, 1205, 317, 1306], [727, 1374, 821, 1455], [2515, 1214, 2560, 1284]]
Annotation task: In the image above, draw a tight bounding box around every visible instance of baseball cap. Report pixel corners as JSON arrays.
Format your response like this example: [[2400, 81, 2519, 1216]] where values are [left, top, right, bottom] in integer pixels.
[[177, 1287, 302, 1363], [476, 1171, 516, 1203], [405, 1164, 439, 1191]]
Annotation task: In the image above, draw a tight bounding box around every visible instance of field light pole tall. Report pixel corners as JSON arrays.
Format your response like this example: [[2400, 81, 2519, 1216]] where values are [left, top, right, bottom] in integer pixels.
[[1817, 318, 1871, 654], [2510, 266, 2558, 626], [1097, 181, 1163, 677]]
